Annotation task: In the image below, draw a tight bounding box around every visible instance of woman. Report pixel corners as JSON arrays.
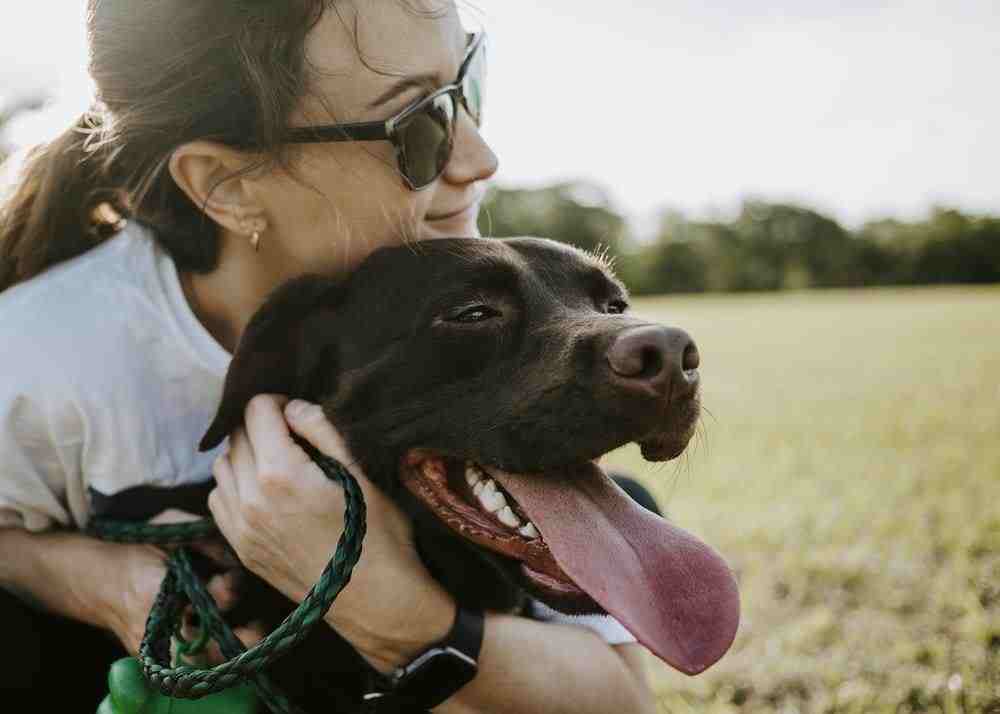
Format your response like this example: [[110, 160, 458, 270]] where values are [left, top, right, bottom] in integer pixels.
[[0, 1, 657, 711]]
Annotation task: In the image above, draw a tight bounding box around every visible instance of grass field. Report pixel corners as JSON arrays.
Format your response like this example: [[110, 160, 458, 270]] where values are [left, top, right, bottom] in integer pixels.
[[602, 285, 1000, 714]]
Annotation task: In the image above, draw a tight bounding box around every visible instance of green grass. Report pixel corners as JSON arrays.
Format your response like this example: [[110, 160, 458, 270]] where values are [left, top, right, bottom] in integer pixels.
[[602, 286, 1000, 714]]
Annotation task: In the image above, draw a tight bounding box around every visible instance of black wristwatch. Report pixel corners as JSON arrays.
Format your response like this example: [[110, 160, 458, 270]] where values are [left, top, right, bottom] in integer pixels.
[[360, 605, 484, 713]]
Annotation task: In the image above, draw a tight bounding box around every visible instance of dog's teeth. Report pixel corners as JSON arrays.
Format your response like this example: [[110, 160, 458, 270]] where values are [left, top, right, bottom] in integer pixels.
[[519, 522, 540, 538], [497, 506, 521, 528], [473, 481, 486, 497], [465, 466, 481, 487], [478, 480, 507, 513]]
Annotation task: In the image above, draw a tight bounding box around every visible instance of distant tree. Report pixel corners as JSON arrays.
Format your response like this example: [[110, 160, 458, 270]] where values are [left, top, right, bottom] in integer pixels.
[[909, 209, 1000, 284], [731, 201, 857, 289], [619, 242, 708, 295], [477, 181, 629, 258], [619, 211, 715, 294], [858, 208, 1000, 285], [633, 202, 859, 293]]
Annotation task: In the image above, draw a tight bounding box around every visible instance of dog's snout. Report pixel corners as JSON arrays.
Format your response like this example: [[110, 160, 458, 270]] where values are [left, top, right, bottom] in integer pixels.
[[607, 326, 699, 399]]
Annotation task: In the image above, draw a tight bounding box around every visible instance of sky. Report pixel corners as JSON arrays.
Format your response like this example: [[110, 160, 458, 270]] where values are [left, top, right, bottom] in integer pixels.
[[1, 1, 996, 236]]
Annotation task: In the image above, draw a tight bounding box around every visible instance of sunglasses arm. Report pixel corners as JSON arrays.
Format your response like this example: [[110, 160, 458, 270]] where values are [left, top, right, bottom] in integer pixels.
[[283, 122, 391, 144]]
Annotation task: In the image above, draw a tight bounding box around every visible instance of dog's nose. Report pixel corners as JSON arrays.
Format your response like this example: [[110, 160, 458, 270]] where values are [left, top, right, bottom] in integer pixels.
[[607, 326, 700, 399]]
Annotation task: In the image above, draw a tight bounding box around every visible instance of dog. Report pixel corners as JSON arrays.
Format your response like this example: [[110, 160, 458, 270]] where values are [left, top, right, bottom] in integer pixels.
[[199, 236, 739, 709]]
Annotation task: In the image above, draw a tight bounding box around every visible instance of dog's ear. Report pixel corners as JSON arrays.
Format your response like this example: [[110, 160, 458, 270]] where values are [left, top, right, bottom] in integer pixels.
[[199, 274, 342, 451]]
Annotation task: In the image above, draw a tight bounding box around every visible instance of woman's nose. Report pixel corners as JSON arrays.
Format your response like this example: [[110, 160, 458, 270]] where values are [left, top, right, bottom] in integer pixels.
[[442, 112, 499, 185]]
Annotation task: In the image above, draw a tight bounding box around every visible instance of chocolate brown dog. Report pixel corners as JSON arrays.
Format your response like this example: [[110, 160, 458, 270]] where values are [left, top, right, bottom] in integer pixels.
[[200, 236, 739, 708]]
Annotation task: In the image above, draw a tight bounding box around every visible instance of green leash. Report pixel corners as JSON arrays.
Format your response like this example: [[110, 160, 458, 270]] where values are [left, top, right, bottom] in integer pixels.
[[85, 436, 367, 714]]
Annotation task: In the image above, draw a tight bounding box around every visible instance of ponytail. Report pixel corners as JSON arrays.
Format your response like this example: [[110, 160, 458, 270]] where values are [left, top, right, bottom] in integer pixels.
[[0, 111, 129, 293], [0, 112, 124, 292]]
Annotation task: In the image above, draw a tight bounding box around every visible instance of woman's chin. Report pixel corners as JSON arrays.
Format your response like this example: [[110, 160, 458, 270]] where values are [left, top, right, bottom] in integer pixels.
[[422, 217, 481, 240]]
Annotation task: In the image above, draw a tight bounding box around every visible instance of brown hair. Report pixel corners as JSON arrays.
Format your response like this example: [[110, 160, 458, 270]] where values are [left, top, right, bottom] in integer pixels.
[[0, 0, 332, 291]]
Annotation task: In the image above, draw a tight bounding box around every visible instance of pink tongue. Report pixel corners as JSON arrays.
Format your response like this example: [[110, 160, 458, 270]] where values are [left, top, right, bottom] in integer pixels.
[[493, 463, 740, 675]]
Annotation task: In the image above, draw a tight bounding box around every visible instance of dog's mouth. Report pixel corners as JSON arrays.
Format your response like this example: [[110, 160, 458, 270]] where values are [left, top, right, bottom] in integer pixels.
[[401, 453, 591, 605], [401, 450, 741, 676]]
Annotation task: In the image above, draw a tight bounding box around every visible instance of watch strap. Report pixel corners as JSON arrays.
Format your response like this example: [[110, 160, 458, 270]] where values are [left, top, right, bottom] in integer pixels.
[[433, 605, 484, 663], [361, 605, 484, 712]]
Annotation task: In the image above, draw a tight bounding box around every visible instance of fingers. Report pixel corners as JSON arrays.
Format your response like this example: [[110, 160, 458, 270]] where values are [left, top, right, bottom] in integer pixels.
[[211, 440, 240, 502], [283, 399, 357, 470], [180, 622, 265, 665], [209, 451, 238, 539], [285, 400, 390, 512], [225, 394, 355, 489], [216, 394, 290, 501], [205, 570, 242, 612], [197, 622, 266, 665], [243, 394, 307, 472], [226, 426, 256, 498], [234, 623, 266, 649], [148, 509, 214, 555], [148, 508, 202, 525], [176, 570, 252, 665]]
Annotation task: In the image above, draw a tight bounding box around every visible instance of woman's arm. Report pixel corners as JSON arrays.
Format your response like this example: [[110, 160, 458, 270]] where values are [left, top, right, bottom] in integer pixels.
[[0, 526, 165, 651], [0, 522, 251, 657], [210, 395, 657, 714], [437, 621, 655, 714]]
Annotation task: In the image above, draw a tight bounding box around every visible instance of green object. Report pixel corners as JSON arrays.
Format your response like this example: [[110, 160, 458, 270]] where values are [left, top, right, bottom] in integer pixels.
[[97, 657, 259, 714]]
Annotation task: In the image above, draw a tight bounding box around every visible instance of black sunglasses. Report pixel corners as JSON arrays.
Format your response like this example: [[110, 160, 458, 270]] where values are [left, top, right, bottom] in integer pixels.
[[282, 32, 486, 191]]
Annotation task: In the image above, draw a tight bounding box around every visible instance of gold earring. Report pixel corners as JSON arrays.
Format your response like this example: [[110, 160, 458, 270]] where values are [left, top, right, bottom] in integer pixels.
[[250, 230, 262, 252]]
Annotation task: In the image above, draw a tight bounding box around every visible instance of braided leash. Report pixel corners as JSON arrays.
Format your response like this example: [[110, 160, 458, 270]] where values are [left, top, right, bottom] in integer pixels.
[[85, 436, 367, 713]]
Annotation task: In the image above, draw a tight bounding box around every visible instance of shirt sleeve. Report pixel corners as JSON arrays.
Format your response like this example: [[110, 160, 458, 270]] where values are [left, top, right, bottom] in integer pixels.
[[527, 598, 637, 645], [0, 364, 84, 532]]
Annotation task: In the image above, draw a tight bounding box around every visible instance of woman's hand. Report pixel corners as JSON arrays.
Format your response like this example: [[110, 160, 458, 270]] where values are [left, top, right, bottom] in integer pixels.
[[208, 394, 456, 671], [107, 509, 258, 659], [108, 509, 262, 664]]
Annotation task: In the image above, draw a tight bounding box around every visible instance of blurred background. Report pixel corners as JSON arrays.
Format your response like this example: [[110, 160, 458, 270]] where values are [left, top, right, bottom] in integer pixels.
[[2, 2, 997, 713]]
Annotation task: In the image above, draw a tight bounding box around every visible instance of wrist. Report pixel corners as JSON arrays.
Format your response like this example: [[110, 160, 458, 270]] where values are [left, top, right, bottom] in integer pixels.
[[85, 540, 168, 644], [325, 577, 457, 673], [78, 539, 141, 633], [363, 605, 485, 711]]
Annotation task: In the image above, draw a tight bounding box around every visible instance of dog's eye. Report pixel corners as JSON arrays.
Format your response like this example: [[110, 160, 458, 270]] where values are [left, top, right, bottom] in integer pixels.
[[449, 305, 502, 323], [606, 300, 629, 315]]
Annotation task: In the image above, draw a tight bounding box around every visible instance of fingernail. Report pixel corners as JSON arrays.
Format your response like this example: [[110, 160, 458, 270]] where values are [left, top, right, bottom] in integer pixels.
[[285, 399, 311, 420]]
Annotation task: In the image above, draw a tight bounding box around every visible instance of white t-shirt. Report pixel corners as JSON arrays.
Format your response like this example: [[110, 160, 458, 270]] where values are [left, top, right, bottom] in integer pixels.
[[0, 220, 634, 644], [0, 220, 230, 530]]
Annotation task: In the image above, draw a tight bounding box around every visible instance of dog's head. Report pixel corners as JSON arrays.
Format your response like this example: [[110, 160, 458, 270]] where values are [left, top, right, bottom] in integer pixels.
[[200, 237, 739, 675]]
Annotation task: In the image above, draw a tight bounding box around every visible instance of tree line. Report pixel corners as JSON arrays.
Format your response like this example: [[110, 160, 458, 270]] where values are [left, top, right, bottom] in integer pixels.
[[477, 182, 1000, 294]]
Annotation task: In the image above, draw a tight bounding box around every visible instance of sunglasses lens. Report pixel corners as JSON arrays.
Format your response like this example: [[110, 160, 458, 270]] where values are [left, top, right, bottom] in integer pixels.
[[462, 39, 486, 126], [398, 93, 455, 188]]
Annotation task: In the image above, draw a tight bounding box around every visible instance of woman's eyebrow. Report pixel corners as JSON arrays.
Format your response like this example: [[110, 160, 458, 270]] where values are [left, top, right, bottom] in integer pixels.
[[368, 73, 441, 110]]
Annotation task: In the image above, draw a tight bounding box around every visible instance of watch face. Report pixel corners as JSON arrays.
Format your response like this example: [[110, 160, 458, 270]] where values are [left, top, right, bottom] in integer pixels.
[[395, 647, 478, 707]]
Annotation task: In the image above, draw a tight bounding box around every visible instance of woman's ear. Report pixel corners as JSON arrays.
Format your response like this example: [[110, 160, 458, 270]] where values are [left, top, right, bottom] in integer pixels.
[[168, 140, 266, 235], [200, 274, 343, 451]]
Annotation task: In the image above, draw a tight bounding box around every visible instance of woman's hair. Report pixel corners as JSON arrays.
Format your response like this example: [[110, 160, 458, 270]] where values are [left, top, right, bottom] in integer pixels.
[[0, 0, 332, 292]]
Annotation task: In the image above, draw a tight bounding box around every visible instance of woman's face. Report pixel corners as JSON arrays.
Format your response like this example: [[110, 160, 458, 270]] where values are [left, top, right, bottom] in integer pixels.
[[249, 0, 498, 275]]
